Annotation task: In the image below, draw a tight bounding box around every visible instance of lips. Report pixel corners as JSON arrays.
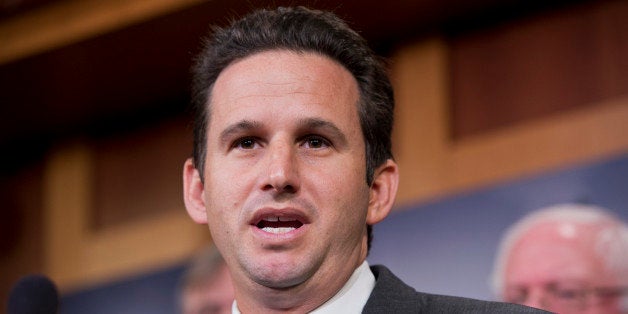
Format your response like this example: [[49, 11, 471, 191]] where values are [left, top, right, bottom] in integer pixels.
[[251, 209, 308, 235]]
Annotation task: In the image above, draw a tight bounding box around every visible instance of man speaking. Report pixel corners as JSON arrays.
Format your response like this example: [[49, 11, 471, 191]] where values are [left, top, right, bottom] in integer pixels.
[[182, 6, 545, 313]]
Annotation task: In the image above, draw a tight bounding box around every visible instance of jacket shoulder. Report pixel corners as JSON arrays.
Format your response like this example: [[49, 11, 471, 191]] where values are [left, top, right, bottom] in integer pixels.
[[363, 265, 549, 314]]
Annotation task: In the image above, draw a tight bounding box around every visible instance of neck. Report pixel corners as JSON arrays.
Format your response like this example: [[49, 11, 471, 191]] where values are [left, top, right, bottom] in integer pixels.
[[237, 282, 333, 313], [235, 250, 368, 313]]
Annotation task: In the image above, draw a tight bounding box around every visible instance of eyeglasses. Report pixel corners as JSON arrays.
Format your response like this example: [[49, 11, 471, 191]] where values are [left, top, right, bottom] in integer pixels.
[[504, 283, 628, 311]]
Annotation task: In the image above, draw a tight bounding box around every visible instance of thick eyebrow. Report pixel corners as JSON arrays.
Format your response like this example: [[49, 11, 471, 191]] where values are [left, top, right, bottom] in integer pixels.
[[298, 118, 348, 146], [217, 117, 349, 147], [218, 120, 263, 146]]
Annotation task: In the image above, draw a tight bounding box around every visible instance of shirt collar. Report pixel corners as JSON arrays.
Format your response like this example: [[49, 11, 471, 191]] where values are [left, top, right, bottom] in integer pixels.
[[232, 260, 375, 314]]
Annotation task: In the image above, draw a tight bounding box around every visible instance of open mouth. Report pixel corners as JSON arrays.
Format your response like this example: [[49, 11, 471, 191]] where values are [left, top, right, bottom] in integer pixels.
[[256, 216, 304, 234]]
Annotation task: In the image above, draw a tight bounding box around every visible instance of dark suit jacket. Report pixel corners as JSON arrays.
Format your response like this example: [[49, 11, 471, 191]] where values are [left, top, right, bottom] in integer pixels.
[[362, 265, 548, 313]]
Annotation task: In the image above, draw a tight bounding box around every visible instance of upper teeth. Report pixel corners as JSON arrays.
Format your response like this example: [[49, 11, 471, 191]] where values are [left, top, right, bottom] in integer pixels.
[[263, 216, 296, 222]]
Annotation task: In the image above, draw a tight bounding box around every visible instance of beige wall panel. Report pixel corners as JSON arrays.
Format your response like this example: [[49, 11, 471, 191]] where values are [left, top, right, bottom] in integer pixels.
[[392, 38, 628, 207], [449, 98, 628, 189], [44, 143, 209, 292], [40, 34, 628, 293], [392, 39, 451, 202]]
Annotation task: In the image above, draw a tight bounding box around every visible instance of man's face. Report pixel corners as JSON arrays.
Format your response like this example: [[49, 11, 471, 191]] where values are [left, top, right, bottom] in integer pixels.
[[503, 222, 623, 314], [196, 50, 377, 293]]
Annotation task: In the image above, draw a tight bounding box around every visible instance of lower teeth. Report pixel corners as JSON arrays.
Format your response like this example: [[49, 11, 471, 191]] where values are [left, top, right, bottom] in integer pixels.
[[262, 227, 295, 234]]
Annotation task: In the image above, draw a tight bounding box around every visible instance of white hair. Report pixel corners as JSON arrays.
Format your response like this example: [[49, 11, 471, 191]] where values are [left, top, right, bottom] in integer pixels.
[[490, 203, 628, 296]]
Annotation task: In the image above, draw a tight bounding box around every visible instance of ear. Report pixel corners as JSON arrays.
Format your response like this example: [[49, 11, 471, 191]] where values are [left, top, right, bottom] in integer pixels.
[[183, 158, 208, 224], [366, 159, 399, 225]]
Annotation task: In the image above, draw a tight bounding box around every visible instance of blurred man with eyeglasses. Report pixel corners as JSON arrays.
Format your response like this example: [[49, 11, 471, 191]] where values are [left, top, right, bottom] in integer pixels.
[[492, 203, 628, 313]]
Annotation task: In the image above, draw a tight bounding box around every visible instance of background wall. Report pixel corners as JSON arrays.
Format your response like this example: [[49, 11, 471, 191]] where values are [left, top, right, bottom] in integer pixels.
[[57, 153, 628, 313], [370, 153, 628, 301], [2, 0, 627, 312]]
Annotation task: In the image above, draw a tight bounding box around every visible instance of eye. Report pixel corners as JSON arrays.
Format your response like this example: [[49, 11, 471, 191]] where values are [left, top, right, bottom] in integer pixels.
[[302, 135, 331, 149], [233, 137, 260, 149], [553, 288, 583, 300]]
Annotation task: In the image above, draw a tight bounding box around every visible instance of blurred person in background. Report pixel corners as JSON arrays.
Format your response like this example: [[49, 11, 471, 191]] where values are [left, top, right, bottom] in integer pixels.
[[492, 203, 628, 313], [179, 246, 234, 314]]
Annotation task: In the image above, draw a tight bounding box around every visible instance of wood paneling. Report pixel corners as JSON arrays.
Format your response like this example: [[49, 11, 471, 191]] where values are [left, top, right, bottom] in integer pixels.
[[91, 118, 191, 230], [392, 39, 628, 206], [27, 0, 628, 292], [0, 166, 44, 311], [41, 38, 628, 290], [44, 140, 208, 292], [449, 0, 628, 138], [0, 0, 205, 64]]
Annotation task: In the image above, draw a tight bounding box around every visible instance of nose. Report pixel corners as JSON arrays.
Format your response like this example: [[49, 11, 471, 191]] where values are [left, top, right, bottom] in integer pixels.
[[262, 139, 300, 194]]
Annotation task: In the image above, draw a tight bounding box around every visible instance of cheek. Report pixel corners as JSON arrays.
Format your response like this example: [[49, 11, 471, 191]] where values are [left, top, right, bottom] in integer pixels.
[[203, 181, 242, 240], [205, 156, 252, 202], [313, 156, 364, 191], [205, 207, 238, 255], [315, 162, 370, 220]]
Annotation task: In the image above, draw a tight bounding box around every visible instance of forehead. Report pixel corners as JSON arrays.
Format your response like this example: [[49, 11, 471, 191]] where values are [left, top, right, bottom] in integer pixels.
[[504, 222, 606, 284], [207, 50, 360, 130], [213, 50, 356, 99]]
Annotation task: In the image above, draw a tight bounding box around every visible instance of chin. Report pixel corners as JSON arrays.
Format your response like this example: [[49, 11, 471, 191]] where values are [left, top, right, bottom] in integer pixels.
[[248, 259, 316, 289]]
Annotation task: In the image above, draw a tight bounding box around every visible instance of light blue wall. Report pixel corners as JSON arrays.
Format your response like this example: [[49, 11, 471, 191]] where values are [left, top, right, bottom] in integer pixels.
[[368, 153, 628, 301], [61, 265, 185, 314]]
